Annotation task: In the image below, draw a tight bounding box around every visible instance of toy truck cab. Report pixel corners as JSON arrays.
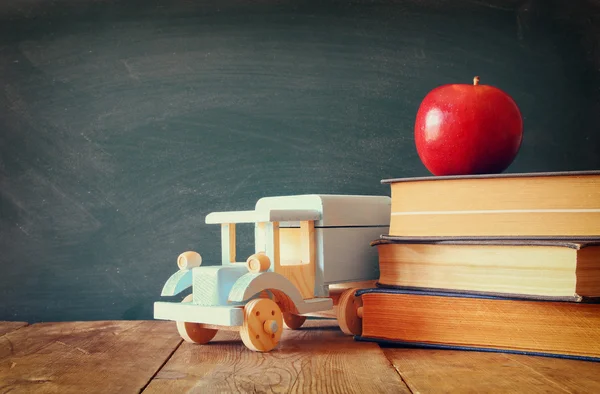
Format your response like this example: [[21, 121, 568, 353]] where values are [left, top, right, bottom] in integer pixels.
[[154, 194, 390, 351]]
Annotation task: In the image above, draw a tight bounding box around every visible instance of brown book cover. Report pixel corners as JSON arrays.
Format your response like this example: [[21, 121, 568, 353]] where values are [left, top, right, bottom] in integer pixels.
[[355, 287, 600, 362], [381, 170, 600, 238], [371, 237, 600, 301]]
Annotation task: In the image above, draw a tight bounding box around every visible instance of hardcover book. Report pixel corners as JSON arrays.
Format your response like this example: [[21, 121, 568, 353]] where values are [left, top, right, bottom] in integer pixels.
[[355, 287, 600, 362], [381, 170, 600, 238], [372, 237, 600, 301]]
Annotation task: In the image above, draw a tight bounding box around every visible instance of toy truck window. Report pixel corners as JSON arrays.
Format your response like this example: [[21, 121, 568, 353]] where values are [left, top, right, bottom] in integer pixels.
[[207, 208, 320, 266], [279, 221, 313, 266], [221, 223, 253, 264], [235, 223, 254, 262]]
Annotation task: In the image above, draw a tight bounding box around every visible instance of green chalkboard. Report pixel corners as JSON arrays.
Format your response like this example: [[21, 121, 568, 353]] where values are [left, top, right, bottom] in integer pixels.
[[1, 0, 599, 322]]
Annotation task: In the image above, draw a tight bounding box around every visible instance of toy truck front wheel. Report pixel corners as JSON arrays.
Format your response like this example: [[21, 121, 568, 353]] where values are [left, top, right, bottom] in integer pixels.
[[176, 294, 219, 344], [240, 298, 284, 352], [173, 294, 287, 352]]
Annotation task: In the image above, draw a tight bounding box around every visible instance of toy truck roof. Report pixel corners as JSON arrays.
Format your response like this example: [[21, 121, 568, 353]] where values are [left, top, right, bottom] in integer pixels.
[[205, 194, 390, 227]]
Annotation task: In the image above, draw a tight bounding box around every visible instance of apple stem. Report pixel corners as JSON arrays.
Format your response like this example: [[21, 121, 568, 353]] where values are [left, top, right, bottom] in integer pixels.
[[473, 76, 480, 86]]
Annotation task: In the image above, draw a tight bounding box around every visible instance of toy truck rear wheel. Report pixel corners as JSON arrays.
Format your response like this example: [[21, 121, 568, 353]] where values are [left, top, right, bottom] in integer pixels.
[[176, 294, 218, 344], [336, 288, 363, 336]]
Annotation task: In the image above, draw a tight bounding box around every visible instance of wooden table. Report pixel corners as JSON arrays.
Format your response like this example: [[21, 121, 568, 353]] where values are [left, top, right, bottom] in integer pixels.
[[1, 319, 600, 393]]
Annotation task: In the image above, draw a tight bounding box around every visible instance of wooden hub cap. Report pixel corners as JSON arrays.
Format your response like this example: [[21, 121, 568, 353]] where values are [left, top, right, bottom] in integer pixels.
[[240, 298, 283, 352]]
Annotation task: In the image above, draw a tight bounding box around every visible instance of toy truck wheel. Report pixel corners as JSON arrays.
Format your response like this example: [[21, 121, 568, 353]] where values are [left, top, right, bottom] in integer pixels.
[[283, 313, 307, 330], [176, 294, 218, 344], [336, 288, 363, 336], [240, 298, 283, 352]]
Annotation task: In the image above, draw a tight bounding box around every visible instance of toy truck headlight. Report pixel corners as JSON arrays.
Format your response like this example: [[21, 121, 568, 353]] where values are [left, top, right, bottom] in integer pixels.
[[177, 251, 202, 270], [246, 252, 271, 273]]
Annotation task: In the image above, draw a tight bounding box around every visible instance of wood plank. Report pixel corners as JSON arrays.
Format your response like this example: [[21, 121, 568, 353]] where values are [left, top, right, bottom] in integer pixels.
[[0, 321, 182, 394], [0, 322, 28, 337], [384, 348, 600, 393], [143, 319, 410, 393]]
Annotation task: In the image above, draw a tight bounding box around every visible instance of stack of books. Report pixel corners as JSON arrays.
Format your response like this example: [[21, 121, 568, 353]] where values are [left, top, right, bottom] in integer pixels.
[[356, 170, 600, 361]]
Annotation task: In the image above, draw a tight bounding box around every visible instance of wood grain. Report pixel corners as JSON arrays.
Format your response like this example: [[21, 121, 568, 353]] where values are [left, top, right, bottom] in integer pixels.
[[384, 348, 600, 393], [3, 320, 600, 393], [0, 321, 181, 394], [0, 322, 27, 337], [143, 319, 411, 393]]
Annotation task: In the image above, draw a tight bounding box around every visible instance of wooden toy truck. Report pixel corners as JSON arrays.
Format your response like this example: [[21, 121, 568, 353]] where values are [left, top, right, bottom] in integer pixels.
[[154, 194, 390, 351]]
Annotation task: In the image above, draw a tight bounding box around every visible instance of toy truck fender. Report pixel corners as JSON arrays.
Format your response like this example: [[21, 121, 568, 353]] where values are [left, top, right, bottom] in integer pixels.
[[160, 269, 193, 296], [228, 272, 332, 315]]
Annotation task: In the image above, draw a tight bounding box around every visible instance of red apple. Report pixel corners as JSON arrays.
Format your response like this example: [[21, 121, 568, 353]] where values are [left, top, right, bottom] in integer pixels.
[[414, 76, 523, 176]]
